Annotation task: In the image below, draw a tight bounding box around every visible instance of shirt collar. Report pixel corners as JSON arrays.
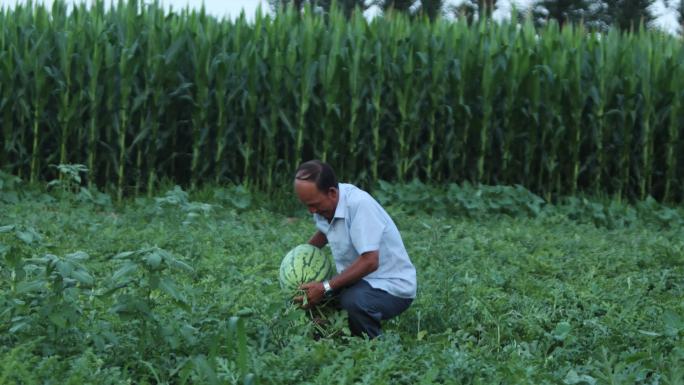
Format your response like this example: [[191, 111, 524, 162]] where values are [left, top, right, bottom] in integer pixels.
[[332, 183, 347, 219]]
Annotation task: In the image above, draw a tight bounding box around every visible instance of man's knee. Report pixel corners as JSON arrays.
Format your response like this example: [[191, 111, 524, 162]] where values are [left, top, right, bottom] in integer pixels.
[[339, 286, 367, 314]]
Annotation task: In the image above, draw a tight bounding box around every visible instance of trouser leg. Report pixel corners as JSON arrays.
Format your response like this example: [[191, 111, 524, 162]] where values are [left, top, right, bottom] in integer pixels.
[[338, 279, 413, 339]]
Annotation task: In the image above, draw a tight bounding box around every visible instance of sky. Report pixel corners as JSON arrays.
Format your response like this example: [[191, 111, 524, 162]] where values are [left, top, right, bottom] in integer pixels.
[[0, 0, 679, 33]]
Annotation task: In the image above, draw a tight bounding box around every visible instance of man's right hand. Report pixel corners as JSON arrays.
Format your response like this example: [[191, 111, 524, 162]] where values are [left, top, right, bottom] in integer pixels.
[[293, 281, 325, 309]]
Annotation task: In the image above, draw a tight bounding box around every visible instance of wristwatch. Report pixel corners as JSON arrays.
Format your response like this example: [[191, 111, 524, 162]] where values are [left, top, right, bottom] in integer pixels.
[[322, 280, 334, 298]]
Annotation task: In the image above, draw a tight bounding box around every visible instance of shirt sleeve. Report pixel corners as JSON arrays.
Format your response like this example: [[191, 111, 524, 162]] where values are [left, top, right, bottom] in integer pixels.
[[349, 197, 386, 254]]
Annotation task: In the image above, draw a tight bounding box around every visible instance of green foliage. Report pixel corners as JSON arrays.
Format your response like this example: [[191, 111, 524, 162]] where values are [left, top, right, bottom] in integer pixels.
[[1, 185, 682, 383], [0, 171, 23, 203], [1, 1, 683, 202], [374, 180, 684, 230], [154, 185, 215, 225], [213, 184, 253, 210], [0, 232, 95, 355], [374, 180, 546, 218], [47, 164, 88, 194]]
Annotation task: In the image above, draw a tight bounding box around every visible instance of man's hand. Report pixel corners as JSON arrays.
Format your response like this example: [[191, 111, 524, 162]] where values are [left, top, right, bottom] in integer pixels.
[[293, 281, 325, 309]]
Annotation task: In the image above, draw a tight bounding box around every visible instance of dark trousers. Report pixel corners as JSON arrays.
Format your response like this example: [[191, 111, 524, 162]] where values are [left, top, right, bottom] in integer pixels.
[[337, 279, 413, 339]]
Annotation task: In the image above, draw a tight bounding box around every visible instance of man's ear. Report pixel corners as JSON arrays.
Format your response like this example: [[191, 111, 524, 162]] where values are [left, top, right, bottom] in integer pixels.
[[328, 187, 338, 199]]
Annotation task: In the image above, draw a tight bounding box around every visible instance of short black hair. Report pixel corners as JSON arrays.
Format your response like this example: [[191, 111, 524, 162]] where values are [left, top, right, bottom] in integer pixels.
[[294, 160, 338, 192]]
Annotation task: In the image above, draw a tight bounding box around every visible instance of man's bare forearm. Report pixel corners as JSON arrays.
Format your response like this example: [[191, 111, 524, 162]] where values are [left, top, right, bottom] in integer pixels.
[[329, 250, 379, 290]]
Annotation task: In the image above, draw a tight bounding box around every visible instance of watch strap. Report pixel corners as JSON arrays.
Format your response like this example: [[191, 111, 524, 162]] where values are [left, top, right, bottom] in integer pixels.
[[322, 280, 333, 296]]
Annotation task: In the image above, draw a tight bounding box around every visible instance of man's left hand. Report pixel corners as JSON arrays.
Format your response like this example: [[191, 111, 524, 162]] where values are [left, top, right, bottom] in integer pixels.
[[294, 281, 324, 309]]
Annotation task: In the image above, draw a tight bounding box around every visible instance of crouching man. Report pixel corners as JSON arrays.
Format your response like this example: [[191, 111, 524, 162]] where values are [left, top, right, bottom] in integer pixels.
[[293, 160, 417, 338]]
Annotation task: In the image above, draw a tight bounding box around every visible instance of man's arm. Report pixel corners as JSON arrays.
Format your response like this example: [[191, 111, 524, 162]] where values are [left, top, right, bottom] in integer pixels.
[[308, 231, 328, 248], [299, 250, 379, 308], [328, 250, 378, 290]]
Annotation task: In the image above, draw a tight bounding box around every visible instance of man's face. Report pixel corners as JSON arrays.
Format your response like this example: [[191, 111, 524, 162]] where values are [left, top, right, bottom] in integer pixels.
[[294, 179, 338, 221]]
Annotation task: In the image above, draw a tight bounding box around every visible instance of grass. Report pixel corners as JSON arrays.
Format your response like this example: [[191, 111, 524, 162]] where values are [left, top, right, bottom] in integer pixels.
[[0, 185, 682, 384]]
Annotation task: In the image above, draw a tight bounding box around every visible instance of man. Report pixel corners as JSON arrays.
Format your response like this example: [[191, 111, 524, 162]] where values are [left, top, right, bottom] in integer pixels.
[[293, 160, 416, 338]]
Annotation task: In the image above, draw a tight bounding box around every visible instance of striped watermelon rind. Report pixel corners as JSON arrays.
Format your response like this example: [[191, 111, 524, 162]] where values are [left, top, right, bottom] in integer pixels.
[[279, 244, 334, 292]]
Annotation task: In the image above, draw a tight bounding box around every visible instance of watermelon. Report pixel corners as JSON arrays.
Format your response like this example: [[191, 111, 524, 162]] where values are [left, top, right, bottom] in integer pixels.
[[279, 244, 335, 292]]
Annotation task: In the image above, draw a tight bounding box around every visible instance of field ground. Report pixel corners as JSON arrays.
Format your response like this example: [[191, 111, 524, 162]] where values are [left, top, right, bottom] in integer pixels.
[[0, 185, 683, 384]]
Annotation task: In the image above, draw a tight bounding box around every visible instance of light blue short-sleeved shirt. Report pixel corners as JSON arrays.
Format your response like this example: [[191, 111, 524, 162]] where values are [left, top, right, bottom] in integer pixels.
[[313, 183, 417, 299]]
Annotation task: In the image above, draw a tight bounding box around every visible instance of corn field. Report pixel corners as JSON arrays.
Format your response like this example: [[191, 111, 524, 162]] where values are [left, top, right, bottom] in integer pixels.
[[1, 0, 683, 202]]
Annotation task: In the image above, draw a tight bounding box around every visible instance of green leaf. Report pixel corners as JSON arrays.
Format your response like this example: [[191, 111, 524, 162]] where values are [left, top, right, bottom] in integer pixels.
[[140, 360, 162, 384], [191, 355, 218, 385], [552, 321, 572, 341], [663, 310, 683, 337], [113, 250, 138, 259], [637, 330, 662, 337], [144, 250, 163, 270], [112, 261, 138, 283], [16, 228, 41, 245], [71, 269, 94, 286], [158, 277, 187, 304], [229, 316, 248, 378], [243, 373, 256, 385], [16, 280, 45, 294], [9, 320, 30, 334], [563, 369, 596, 385], [66, 251, 89, 261], [166, 257, 194, 274], [56, 260, 74, 278], [48, 311, 67, 329], [111, 295, 151, 318], [180, 324, 198, 344]]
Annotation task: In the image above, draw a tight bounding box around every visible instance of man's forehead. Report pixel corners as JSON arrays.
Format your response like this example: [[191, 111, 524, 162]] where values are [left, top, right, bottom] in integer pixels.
[[295, 179, 321, 196], [294, 179, 317, 190]]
